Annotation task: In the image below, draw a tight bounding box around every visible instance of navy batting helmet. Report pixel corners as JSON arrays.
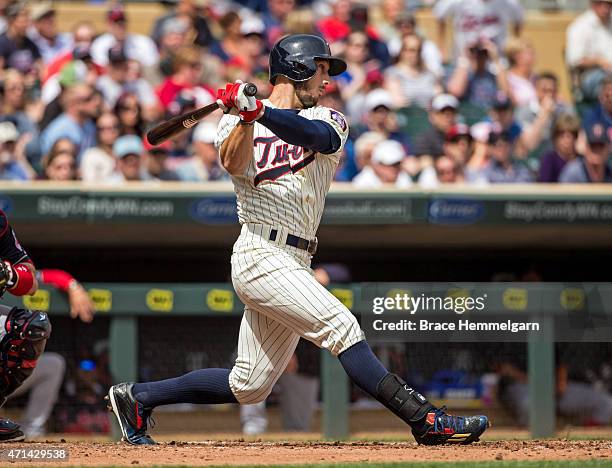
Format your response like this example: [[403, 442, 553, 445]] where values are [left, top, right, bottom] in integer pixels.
[[269, 34, 347, 85]]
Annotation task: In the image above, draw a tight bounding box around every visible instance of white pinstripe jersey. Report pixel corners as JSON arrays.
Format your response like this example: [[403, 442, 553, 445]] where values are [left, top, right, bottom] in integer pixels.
[[215, 101, 349, 239]]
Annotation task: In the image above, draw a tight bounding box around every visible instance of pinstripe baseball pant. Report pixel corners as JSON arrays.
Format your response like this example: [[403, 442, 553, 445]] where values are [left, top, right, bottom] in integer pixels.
[[229, 223, 365, 404]]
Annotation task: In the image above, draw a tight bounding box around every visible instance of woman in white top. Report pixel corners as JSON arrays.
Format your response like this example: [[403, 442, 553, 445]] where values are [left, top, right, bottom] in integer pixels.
[[506, 37, 537, 108], [80, 112, 121, 182], [384, 33, 441, 109]]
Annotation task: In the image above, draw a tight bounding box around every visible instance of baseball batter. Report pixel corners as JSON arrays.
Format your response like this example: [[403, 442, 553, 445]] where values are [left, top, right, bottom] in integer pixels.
[[107, 34, 489, 446]]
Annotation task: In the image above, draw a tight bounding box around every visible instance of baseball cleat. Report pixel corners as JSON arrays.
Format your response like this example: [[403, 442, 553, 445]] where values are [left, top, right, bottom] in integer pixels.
[[0, 419, 25, 442], [412, 406, 489, 445], [106, 383, 156, 445]]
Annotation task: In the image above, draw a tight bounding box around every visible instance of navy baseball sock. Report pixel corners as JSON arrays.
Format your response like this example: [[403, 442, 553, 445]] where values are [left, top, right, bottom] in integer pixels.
[[338, 340, 388, 397], [132, 368, 238, 408]]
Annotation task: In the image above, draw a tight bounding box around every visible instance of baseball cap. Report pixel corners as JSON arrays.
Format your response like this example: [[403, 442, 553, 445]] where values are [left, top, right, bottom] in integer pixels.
[[240, 16, 264, 36], [161, 17, 189, 36], [372, 140, 405, 165], [73, 44, 92, 61], [6, 2, 27, 19], [0, 122, 18, 144], [446, 123, 472, 142], [432, 94, 459, 112], [585, 123, 610, 145], [58, 60, 88, 87], [193, 121, 217, 144], [31, 2, 55, 21], [107, 6, 126, 23], [108, 46, 128, 64], [364, 89, 394, 113], [113, 135, 143, 158], [487, 129, 511, 145]]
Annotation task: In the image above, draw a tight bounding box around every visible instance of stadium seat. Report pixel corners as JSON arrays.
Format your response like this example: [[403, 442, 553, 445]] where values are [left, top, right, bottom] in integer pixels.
[[397, 106, 431, 139]]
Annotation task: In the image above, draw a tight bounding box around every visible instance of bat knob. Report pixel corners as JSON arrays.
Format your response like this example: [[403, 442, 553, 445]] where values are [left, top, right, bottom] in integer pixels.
[[244, 83, 258, 97]]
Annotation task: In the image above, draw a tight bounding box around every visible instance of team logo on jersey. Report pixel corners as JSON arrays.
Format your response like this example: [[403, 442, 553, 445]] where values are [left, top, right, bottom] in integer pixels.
[[252, 136, 315, 186], [330, 110, 347, 132]]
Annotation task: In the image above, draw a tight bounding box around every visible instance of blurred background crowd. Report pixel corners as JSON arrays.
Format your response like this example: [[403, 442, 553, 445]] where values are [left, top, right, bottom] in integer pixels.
[[0, 0, 611, 187]]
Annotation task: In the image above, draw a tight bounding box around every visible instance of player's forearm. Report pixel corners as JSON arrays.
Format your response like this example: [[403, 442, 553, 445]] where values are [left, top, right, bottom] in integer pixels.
[[258, 107, 341, 154], [8, 262, 38, 296], [220, 123, 255, 175]]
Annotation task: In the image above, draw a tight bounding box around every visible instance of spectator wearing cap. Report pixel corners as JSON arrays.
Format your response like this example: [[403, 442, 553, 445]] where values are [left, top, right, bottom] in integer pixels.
[[91, 6, 158, 68], [40, 83, 98, 159], [418, 124, 487, 188], [96, 47, 159, 119], [156, 46, 214, 111], [483, 130, 533, 183], [384, 33, 441, 109], [412, 94, 459, 160], [447, 37, 510, 109], [566, 0, 612, 101], [239, 17, 267, 84], [386, 13, 443, 78], [177, 121, 228, 182], [27, 2, 72, 64], [105, 135, 144, 183], [470, 94, 524, 168], [43, 22, 99, 85], [40, 59, 100, 132], [516, 73, 572, 161], [0, 121, 33, 180], [539, 114, 581, 183], [151, 0, 213, 49], [357, 88, 411, 151], [143, 140, 179, 181], [581, 75, 612, 148], [0, 2, 41, 74], [80, 112, 120, 183], [352, 139, 412, 188], [560, 123, 612, 183], [434, 0, 523, 62]]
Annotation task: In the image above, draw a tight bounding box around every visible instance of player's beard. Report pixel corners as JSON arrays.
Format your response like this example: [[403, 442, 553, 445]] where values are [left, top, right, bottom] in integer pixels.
[[295, 81, 318, 109]]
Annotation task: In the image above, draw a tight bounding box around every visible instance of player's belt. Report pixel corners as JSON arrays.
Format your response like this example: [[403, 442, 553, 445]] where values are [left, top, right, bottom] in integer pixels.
[[269, 229, 318, 255]]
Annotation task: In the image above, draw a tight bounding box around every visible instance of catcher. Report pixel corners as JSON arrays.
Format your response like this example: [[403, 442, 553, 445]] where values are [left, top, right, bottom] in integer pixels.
[[0, 210, 52, 441]]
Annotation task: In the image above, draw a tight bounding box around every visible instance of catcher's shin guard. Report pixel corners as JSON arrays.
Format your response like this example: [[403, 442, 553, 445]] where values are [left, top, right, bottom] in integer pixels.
[[0, 306, 51, 399], [376, 373, 489, 445]]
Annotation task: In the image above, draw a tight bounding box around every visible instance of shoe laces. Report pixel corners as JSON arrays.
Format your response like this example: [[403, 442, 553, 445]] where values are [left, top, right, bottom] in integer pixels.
[[432, 406, 466, 433]]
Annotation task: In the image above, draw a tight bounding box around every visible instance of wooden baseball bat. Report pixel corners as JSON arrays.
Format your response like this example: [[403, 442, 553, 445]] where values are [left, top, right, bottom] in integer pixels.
[[146, 82, 258, 146]]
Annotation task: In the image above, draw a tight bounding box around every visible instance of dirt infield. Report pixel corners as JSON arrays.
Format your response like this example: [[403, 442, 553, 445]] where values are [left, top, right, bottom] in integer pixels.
[[7, 439, 612, 466]]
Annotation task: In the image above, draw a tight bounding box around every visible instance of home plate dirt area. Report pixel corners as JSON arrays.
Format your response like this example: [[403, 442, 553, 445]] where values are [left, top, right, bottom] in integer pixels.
[[5, 439, 612, 466]]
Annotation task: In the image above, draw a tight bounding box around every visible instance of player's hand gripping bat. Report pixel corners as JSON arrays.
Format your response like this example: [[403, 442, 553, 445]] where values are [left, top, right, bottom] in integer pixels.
[[146, 82, 258, 146]]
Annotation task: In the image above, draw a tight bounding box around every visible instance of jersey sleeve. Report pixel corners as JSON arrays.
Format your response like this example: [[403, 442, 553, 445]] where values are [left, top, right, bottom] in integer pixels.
[[0, 211, 31, 265], [214, 113, 241, 150], [310, 106, 350, 155]]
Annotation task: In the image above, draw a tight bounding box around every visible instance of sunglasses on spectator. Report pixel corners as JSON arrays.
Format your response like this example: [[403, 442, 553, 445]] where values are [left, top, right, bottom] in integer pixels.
[[119, 105, 138, 112], [78, 94, 95, 102], [98, 124, 119, 131]]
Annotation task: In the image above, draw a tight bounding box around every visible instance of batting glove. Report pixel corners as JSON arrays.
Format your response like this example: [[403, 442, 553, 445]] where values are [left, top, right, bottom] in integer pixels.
[[216, 82, 241, 113], [236, 83, 264, 124]]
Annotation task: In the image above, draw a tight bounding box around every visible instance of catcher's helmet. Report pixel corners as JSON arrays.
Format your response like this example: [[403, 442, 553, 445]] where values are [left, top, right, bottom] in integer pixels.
[[269, 34, 347, 85]]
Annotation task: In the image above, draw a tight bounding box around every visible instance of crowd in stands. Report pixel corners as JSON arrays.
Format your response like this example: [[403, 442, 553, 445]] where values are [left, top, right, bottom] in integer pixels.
[[0, 0, 611, 185]]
